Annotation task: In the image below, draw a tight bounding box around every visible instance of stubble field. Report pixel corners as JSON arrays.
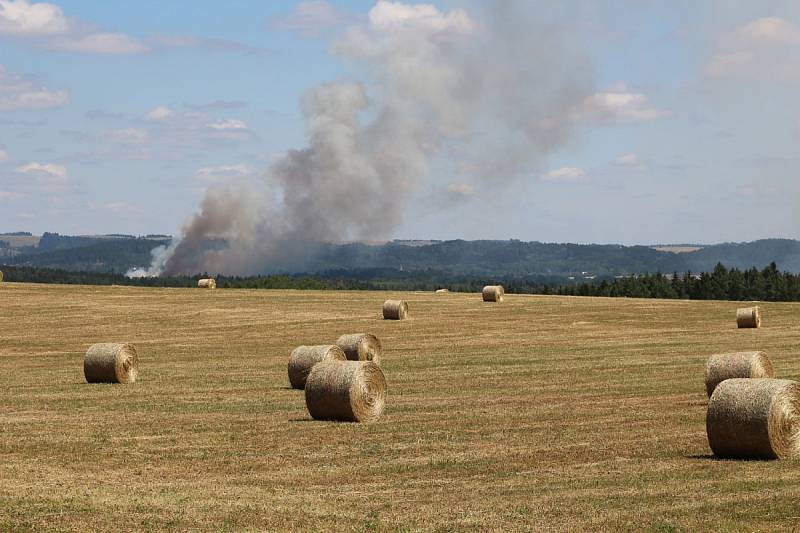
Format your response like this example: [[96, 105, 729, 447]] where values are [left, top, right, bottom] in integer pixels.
[[1, 282, 799, 531]]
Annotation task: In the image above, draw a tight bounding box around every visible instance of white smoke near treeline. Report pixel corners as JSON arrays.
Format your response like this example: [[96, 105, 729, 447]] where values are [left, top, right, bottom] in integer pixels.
[[130, 0, 595, 277]]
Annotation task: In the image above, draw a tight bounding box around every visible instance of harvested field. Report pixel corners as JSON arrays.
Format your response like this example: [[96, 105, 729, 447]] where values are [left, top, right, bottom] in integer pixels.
[[1, 283, 800, 531]]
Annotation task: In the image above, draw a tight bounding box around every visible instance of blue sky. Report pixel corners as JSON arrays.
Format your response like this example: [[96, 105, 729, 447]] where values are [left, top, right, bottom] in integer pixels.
[[0, 0, 798, 245]]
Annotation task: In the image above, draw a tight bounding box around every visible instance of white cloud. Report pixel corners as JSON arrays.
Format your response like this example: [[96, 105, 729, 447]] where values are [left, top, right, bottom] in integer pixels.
[[613, 153, 647, 171], [185, 100, 246, 112], [157, 113, 253, 142], [16, 161, 66, 178], [0, 65, 69, 110], [584, 88, 669, 122], [144, 105, 173, 121], [206, 119, 248, 130], [0, 0, 67, 35], [0, 148, 8, 161], [148, 35, 199, 48], [148, 34, 268, 56], [53, 32, 148, 54], [368, 1, 474, 34], [273, 0, 351, 37], [727, 17, 800, 48], [1, 3, 262, 57], [195, 164, 256, 181], [542, 167, 586, 183], [0, 190, 23, 201], [335, 0, 475, 60], [68, 109, 256, 162], [0, 0, 147, 54], [615, 153, 638, 166], [101, 201, 142, 214], [108, 127, 148, 144], [446, 182, 474, 196], [85, 109, 123, 120], [707, 17, 800, 83], [706, 51, 755, 77]]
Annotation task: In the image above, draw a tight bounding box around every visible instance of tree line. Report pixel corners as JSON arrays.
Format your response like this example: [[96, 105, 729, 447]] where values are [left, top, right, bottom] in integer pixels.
[[1, 262, 798, 302], [9, 236, 800, 277], [555, 262, 800, 301]]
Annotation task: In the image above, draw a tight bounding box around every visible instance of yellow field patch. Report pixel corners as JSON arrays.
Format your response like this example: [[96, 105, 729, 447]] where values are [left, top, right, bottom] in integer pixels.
[[1, 283, 798, 530]]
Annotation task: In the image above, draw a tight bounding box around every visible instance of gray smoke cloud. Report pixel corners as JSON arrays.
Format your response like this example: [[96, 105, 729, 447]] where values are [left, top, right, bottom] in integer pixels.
[[133, 0, 595, 277]]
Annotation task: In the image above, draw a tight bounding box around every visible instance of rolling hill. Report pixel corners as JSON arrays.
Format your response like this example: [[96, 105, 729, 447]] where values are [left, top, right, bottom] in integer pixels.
[[3, 233, 800, 277]]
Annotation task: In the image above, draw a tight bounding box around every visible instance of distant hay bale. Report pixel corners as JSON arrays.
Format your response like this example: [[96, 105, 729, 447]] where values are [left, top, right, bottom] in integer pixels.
[[336, 333, 382, 364], [435, 288, 449, 294], [305, 361, 386, 422], [383, 300, 408, 320], [198, 278, 217, 289], [736, 307, 761, 328], [704, 351, 774, 397], [706, 378, 800, 459], [482, 285, 504, 302], [84, 343, 138, 384], [287, 345, 346, 390], [0, 270, 3, 283]]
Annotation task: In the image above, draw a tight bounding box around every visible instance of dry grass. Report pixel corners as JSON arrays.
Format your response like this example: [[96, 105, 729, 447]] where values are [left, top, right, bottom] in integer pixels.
[[1, 283, 800, 531], [0, 234, 41, 248], [652, 246, 704, 254]]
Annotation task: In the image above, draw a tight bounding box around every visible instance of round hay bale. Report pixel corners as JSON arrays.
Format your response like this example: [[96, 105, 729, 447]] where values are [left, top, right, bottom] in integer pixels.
[[482, 285, 504, 302], [287, 345, 346, 390], [305, 361, 386, 423], [435, 288, 449, 294], [383, 300, 408, 320], [336, 333, 382, 364], [736, 307, 761, 328], [198, 278, 217, 289], [0, 270, 4, 283], [704, 351, 774, 397], [84, 343, 138, 384], [706, 378, 800, 459]]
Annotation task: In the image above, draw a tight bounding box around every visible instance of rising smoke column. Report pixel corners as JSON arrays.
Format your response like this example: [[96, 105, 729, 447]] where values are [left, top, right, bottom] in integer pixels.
[[147, 0, 594, 277]]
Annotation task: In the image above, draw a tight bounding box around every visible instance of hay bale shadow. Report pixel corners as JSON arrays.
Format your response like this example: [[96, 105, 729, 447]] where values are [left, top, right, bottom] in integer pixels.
[[685, 454, 772, 462]]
